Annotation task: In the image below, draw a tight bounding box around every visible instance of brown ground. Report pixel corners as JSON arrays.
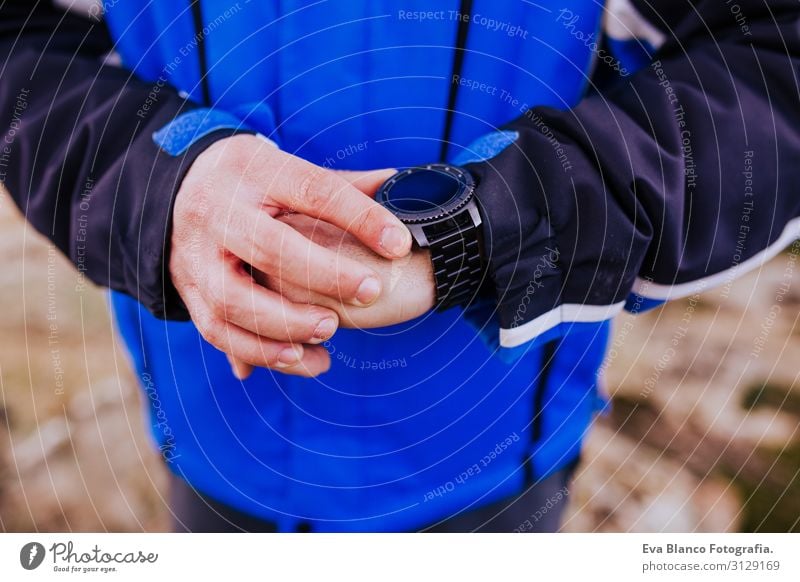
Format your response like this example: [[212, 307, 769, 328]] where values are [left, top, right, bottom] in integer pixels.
[[0, 190, 797, 532]]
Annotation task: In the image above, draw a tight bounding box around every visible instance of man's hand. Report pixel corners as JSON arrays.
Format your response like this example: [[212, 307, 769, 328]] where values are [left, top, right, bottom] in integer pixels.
[[169, 134, 411, 377], [226, 213, 435, 379], [258, 213, 436, 329]]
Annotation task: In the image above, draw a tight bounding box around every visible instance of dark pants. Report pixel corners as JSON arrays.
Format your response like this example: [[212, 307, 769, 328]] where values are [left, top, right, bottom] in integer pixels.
[[169, 466, 574, 533]]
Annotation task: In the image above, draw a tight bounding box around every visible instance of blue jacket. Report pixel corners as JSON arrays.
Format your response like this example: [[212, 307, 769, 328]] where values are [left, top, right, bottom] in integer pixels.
[[110, 0, 612, 532], [3, 0, 799, 531]]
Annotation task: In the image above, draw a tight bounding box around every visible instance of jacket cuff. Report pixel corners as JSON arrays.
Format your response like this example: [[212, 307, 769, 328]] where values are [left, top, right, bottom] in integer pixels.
[[152, 108, 265, 155], [458, 125, 626, 355]]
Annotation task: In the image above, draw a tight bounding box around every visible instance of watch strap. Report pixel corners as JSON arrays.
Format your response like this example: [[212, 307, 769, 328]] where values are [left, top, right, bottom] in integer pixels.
[[423, 210, 484, 311]]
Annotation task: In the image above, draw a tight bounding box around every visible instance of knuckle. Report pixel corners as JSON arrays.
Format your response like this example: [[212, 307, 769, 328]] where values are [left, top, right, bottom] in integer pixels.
[[233, 286, 268, 328], [205, 279, 227, 315], [246, 342, 279, 367], [321, 264, 357, 297], [249, 240, 277, 272], [225, 291, 250, 323], [223, 291, 247, 322], [351, 202, 384, 238], [297, 168, 335, 211]]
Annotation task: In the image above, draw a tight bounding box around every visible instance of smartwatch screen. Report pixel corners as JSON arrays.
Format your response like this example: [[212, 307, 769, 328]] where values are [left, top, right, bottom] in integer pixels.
[[376, 164, 474, 222]]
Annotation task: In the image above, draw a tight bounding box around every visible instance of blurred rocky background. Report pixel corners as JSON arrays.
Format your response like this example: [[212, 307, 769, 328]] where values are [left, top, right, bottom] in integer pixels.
[[0, 190, 797, 532]]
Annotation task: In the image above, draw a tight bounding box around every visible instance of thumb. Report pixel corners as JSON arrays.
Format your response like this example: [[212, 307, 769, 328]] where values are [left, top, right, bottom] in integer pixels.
[[334, 168, 396, 198]]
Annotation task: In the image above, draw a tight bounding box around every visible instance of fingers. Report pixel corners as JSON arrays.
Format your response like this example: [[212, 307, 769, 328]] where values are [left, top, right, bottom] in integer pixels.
[[271, 158, 411, 259], [199, 257, 341, 343], [226, 345, 329, 379], [226, 353, 254, 380], [269, 345, 331, 377], [221, 208, 384, 306], [193, 302, 302, 368], [180, 256, 333, 376], [188, 286, 331, 376], [213, 321, 331, 377], [185, 280, 301, 367]]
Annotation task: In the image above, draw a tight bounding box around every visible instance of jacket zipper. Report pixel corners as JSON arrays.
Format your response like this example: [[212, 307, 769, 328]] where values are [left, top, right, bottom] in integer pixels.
[[524, 339, 559, 483], [440, 0, 474, 162], [190, 0, 212, 105]]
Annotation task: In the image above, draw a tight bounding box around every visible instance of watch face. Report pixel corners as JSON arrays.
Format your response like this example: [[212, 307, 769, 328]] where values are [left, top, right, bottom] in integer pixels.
[[376, 164, 475, 223]]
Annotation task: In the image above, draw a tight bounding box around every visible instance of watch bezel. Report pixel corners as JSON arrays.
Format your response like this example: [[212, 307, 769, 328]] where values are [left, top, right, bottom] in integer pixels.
[[375, 163, 476, 224]]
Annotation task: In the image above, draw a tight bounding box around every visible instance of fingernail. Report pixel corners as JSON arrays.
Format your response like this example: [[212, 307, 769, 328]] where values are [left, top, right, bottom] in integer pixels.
[[355, 276, 381, 306], [276, 346, 303, 367], [380, 225, 411, 257], [311, 317, 336, 343]]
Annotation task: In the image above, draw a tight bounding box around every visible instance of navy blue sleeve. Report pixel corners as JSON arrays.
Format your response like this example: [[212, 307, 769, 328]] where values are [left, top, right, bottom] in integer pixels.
[[466, 0, 800, 349], [0, 1, 242, 319]]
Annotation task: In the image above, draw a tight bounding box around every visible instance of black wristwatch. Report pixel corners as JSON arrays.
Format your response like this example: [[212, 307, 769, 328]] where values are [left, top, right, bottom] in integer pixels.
[[375, 163, 485, 311]]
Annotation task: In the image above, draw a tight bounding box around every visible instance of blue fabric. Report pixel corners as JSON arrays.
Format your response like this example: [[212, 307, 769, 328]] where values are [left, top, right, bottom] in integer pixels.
[[625, 293, 667, 314], [606, 37, 657, 75], [152, 108, 252, 155], [452, 130, 519, 165], [529, 321, 610, 477], [105, 0, 625, 531]]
